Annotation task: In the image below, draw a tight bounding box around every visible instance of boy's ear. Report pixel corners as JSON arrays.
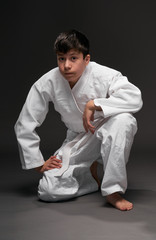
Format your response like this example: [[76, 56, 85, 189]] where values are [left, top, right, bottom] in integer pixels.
[[85, 54, 91, 65]]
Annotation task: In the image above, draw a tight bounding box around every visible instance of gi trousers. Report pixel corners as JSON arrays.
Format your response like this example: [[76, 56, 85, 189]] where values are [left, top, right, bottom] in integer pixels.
[[38, 113, 137, 202]]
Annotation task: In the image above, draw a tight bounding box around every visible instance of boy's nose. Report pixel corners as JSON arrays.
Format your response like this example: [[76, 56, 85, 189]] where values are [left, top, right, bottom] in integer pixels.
[[64, 60, 71, 70]]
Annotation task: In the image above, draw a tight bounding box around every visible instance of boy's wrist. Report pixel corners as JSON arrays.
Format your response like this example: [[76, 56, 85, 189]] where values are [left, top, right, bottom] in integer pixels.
[[87, 100, 102, 111], [35, 165, 44, 172], [94, 104, 102, 111]]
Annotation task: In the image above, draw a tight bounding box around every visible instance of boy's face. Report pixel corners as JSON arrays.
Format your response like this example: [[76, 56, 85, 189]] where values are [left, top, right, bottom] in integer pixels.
[[57, 49, 90, 88]]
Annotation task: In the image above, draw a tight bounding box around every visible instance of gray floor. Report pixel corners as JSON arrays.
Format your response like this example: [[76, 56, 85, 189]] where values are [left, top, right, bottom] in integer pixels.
[[1, 151, 156, 240]]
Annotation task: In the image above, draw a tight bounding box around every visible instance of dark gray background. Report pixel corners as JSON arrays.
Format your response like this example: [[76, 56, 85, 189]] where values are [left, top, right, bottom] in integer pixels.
[[1, 0, 156, 160], [1, 1, 156, 240]]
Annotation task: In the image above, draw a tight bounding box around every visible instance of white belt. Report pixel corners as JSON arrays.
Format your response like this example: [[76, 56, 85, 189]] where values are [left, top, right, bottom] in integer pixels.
[[54, 118, 104, 177], [53, 131, 90, 176]]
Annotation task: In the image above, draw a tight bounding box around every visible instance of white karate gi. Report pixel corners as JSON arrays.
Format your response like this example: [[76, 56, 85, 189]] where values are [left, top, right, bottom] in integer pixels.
[[15, 62, 143, 201]]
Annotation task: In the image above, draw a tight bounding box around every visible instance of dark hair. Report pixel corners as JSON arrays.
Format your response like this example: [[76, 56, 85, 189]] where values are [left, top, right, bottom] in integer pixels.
[[54, 29, 90, 58]]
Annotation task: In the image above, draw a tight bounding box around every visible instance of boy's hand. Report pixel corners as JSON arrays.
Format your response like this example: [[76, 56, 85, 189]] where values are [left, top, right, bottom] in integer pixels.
[[83, 100, 102, 134], [35, 156, 62, 173], [83, 100, 95, 134]]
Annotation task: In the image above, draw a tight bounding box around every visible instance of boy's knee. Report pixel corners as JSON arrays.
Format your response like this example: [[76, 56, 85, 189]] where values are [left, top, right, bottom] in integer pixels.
[[96, 113, 137, 143], [38, 179, 57, 202], [112, 113, 137, 134], [38, 174, 79, 202], [114, 113, 135, 124], [38, 176, 64, 202]]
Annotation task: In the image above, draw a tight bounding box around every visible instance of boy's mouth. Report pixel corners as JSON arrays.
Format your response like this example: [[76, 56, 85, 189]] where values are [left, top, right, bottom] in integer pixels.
[[64, 72, 74, 76]]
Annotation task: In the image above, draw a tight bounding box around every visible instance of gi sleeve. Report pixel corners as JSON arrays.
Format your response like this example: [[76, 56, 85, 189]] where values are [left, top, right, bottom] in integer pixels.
[[94, 73, 143, 118], [14, 81, 52, 170]]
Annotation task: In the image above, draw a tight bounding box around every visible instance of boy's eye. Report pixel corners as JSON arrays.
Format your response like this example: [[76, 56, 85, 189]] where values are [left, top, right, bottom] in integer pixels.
[[71, 56, 77, 61], [58, 57, 65, 62]]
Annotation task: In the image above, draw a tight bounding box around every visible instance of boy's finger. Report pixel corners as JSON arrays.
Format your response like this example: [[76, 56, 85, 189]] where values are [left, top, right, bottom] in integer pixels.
[[51, 164, 61, 168], [50, 161, 62, 166], [53, 158, 62, 162], [89, 127, 95, 134], [50, 156, 62, 162], [83, 119, 88, 132], [87, 121, 95, 129]]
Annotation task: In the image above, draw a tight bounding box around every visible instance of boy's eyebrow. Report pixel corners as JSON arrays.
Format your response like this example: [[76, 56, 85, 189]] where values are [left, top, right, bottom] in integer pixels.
[[57, 53, 64, 56], [68, 51, 79, 55], [57, 52, 79, 56]]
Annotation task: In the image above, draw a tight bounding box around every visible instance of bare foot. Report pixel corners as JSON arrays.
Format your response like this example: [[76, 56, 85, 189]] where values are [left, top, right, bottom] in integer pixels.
[[106, 192, 133, 211], [90, 161, 101, 187]]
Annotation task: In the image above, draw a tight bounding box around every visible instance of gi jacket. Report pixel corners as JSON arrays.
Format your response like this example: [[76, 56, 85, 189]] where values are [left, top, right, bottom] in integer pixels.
[[15, 62, 143, 170]]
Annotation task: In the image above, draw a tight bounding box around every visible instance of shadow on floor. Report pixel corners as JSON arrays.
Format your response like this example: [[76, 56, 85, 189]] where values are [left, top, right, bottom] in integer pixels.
[[6, 179, 156, 237]]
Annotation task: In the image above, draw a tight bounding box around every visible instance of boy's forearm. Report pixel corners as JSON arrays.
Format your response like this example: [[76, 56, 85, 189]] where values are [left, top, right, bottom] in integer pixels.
[[35, 165, 44, 172], [83, 100, 102, 134]]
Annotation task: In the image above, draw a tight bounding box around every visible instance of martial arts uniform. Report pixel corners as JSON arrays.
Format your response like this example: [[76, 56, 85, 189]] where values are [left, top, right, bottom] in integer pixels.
[[15, 62, 143, 201]]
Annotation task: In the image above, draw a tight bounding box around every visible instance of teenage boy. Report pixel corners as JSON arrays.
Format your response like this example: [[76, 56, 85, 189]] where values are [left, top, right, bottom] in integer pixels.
[[15, 29, 143, 211]]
